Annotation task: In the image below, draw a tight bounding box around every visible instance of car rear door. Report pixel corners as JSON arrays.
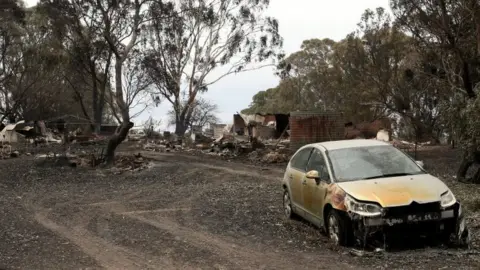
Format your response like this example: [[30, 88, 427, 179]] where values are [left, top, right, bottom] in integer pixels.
[[287, 147, 313, 206], [302, 148, 330, 221]]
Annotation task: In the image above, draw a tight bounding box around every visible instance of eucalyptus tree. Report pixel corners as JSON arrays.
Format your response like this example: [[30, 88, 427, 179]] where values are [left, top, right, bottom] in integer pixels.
[[0, 0, 26, 122], [42, 0, 153, 163], [391, 0, 480, 182], [41, 0, 114, 132], [1, 3, 76, 123], [143, 0, 283, 135]]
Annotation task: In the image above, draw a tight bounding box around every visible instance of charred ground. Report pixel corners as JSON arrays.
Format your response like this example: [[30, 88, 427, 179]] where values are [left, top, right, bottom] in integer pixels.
[[1, 146, 480, 269]]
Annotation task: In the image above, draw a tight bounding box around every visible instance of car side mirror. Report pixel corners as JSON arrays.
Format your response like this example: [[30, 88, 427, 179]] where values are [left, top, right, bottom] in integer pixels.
[[306, 170, 319, 179], [306, 170, 321, 185], [415, 160, 425, 169]]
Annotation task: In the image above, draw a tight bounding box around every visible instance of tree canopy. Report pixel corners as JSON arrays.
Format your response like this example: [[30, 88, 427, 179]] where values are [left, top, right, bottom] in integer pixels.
[[2, 1, 480, 178], [1, 0, 282, 161], [243, 5, 479, 145], [241, 3, 480, 181], [142, 0, 282, 135]]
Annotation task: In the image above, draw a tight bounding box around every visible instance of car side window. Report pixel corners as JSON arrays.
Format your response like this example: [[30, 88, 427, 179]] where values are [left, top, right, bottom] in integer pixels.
[[306, 149, 330, 180], [290, 148, 313, 171]]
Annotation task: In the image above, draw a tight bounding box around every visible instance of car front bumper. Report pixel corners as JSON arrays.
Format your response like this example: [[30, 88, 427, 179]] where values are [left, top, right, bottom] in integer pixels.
[[363, 208, 455, 227], [350, 202, 469, 245]]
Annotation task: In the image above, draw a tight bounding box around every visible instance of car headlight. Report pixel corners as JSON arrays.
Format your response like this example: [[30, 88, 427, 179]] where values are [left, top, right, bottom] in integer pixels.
[[440, 190, 456, 208], [344, 195, 383, 217]]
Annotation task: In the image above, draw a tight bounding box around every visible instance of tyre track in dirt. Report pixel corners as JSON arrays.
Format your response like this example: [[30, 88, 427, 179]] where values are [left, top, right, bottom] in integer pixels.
[[29, 154, 352, 269], [101, 201, 356, 270], [26, 164, 243, 269], [131, 152, 480, 269], [100, 156, 356, 269], [4, 149, 480, 269], [141, 151, 285, 182], [151, 154, 359, 268], [33, 209, 177, 270]]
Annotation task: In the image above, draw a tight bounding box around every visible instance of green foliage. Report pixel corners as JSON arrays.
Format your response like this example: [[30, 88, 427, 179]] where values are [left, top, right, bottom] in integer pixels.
[[244, 4, 480, 145], [391, 0, 480, 145], [1, 5, 87, 122]]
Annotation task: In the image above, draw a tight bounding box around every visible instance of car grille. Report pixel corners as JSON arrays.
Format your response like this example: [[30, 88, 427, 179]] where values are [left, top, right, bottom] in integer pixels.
[[384, 201, 441, 217]]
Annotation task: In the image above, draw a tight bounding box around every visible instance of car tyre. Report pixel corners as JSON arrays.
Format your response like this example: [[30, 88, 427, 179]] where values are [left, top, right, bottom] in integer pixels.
[[283, 189, 297, 220], [326, 209, 350, 246]]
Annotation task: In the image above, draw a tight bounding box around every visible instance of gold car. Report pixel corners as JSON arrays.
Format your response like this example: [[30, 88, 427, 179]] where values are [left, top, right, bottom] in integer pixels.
[[282, 139, 469, 247]]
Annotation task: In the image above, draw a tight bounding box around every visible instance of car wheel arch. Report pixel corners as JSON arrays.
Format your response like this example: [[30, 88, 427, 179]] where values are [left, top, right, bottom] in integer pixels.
[[323, 204, 353, 246], [323, 203, 333, 228], [323, 203, 349, 227]]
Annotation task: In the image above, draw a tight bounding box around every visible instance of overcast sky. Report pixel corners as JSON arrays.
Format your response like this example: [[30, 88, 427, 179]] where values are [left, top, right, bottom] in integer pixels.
[[24, 0, 390, 130]]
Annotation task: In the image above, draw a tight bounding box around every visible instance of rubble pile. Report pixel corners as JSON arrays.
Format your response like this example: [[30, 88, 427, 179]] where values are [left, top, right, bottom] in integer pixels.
[[191, 133, 292, 164], [128, 112, 293, 164], [141, 139, 183, 152], [261, 150, 289, 163], [143, 141, 169, 152], [390, 139, 425, 152], [245, 149, 288, 163], [33, 151, 151, 174], [0, 143, 21, 159], [69, 151, 152, 173], [109, 153, 151, 174]]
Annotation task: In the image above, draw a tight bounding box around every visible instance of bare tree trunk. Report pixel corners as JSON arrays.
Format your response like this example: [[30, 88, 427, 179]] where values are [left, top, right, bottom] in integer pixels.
[[104, 59, 132, 165], [91, 84, 105, 134], [94, 84, 107, 133], [457, 146, 480, 182], [175, 98, 196, 136], [92, 78, 99, 132], [91, 56, 110, 134], [175, 120, 187, 136], [174, 105, 190, 136], [473, 167, 480, 184], [104, 121, 133, 164], [457, 158, 473, 182], [93, 99, 104, 134]]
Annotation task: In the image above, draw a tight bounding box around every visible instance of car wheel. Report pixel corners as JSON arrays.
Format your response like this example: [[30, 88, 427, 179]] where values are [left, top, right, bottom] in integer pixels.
[[326, 210, 349, 246], [283, 190, 296, 219]]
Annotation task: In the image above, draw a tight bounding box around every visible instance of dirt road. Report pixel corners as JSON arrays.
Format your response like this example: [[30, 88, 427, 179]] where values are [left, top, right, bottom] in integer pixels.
[[1, 152, 479, 269]]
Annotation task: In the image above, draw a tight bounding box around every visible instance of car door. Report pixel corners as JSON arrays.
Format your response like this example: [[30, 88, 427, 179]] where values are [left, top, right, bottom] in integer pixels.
[[287, 147, 313, 207], [302, 148, 331, 223]]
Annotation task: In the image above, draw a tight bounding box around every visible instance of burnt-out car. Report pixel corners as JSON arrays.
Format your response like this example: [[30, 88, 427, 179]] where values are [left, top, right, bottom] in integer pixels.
[[281, 139, 470, 247]]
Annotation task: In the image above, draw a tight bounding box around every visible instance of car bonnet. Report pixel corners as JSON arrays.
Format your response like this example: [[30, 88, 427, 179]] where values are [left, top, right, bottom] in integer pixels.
[[336, 174, 450, 207]]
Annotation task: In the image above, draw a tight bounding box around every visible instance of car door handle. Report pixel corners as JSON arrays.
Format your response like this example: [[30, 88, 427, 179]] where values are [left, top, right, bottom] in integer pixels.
[[302, 179, 307, 185]]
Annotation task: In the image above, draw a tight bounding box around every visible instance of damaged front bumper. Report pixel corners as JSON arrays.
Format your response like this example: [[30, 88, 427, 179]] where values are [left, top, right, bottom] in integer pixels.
[[363, 208, 455, 226], [349, 202, 470, 247]]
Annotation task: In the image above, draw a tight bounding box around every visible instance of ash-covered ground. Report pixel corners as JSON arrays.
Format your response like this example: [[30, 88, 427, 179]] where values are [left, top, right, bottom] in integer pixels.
[[1, 146, 479, 269]]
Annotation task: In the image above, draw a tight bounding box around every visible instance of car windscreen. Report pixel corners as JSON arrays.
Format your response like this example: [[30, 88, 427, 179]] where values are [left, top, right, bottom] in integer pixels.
[[327, 145, 424, 182]]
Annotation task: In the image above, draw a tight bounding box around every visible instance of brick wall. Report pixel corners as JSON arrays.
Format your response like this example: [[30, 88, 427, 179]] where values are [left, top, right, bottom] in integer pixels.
[[290, 111, 344, 151]]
